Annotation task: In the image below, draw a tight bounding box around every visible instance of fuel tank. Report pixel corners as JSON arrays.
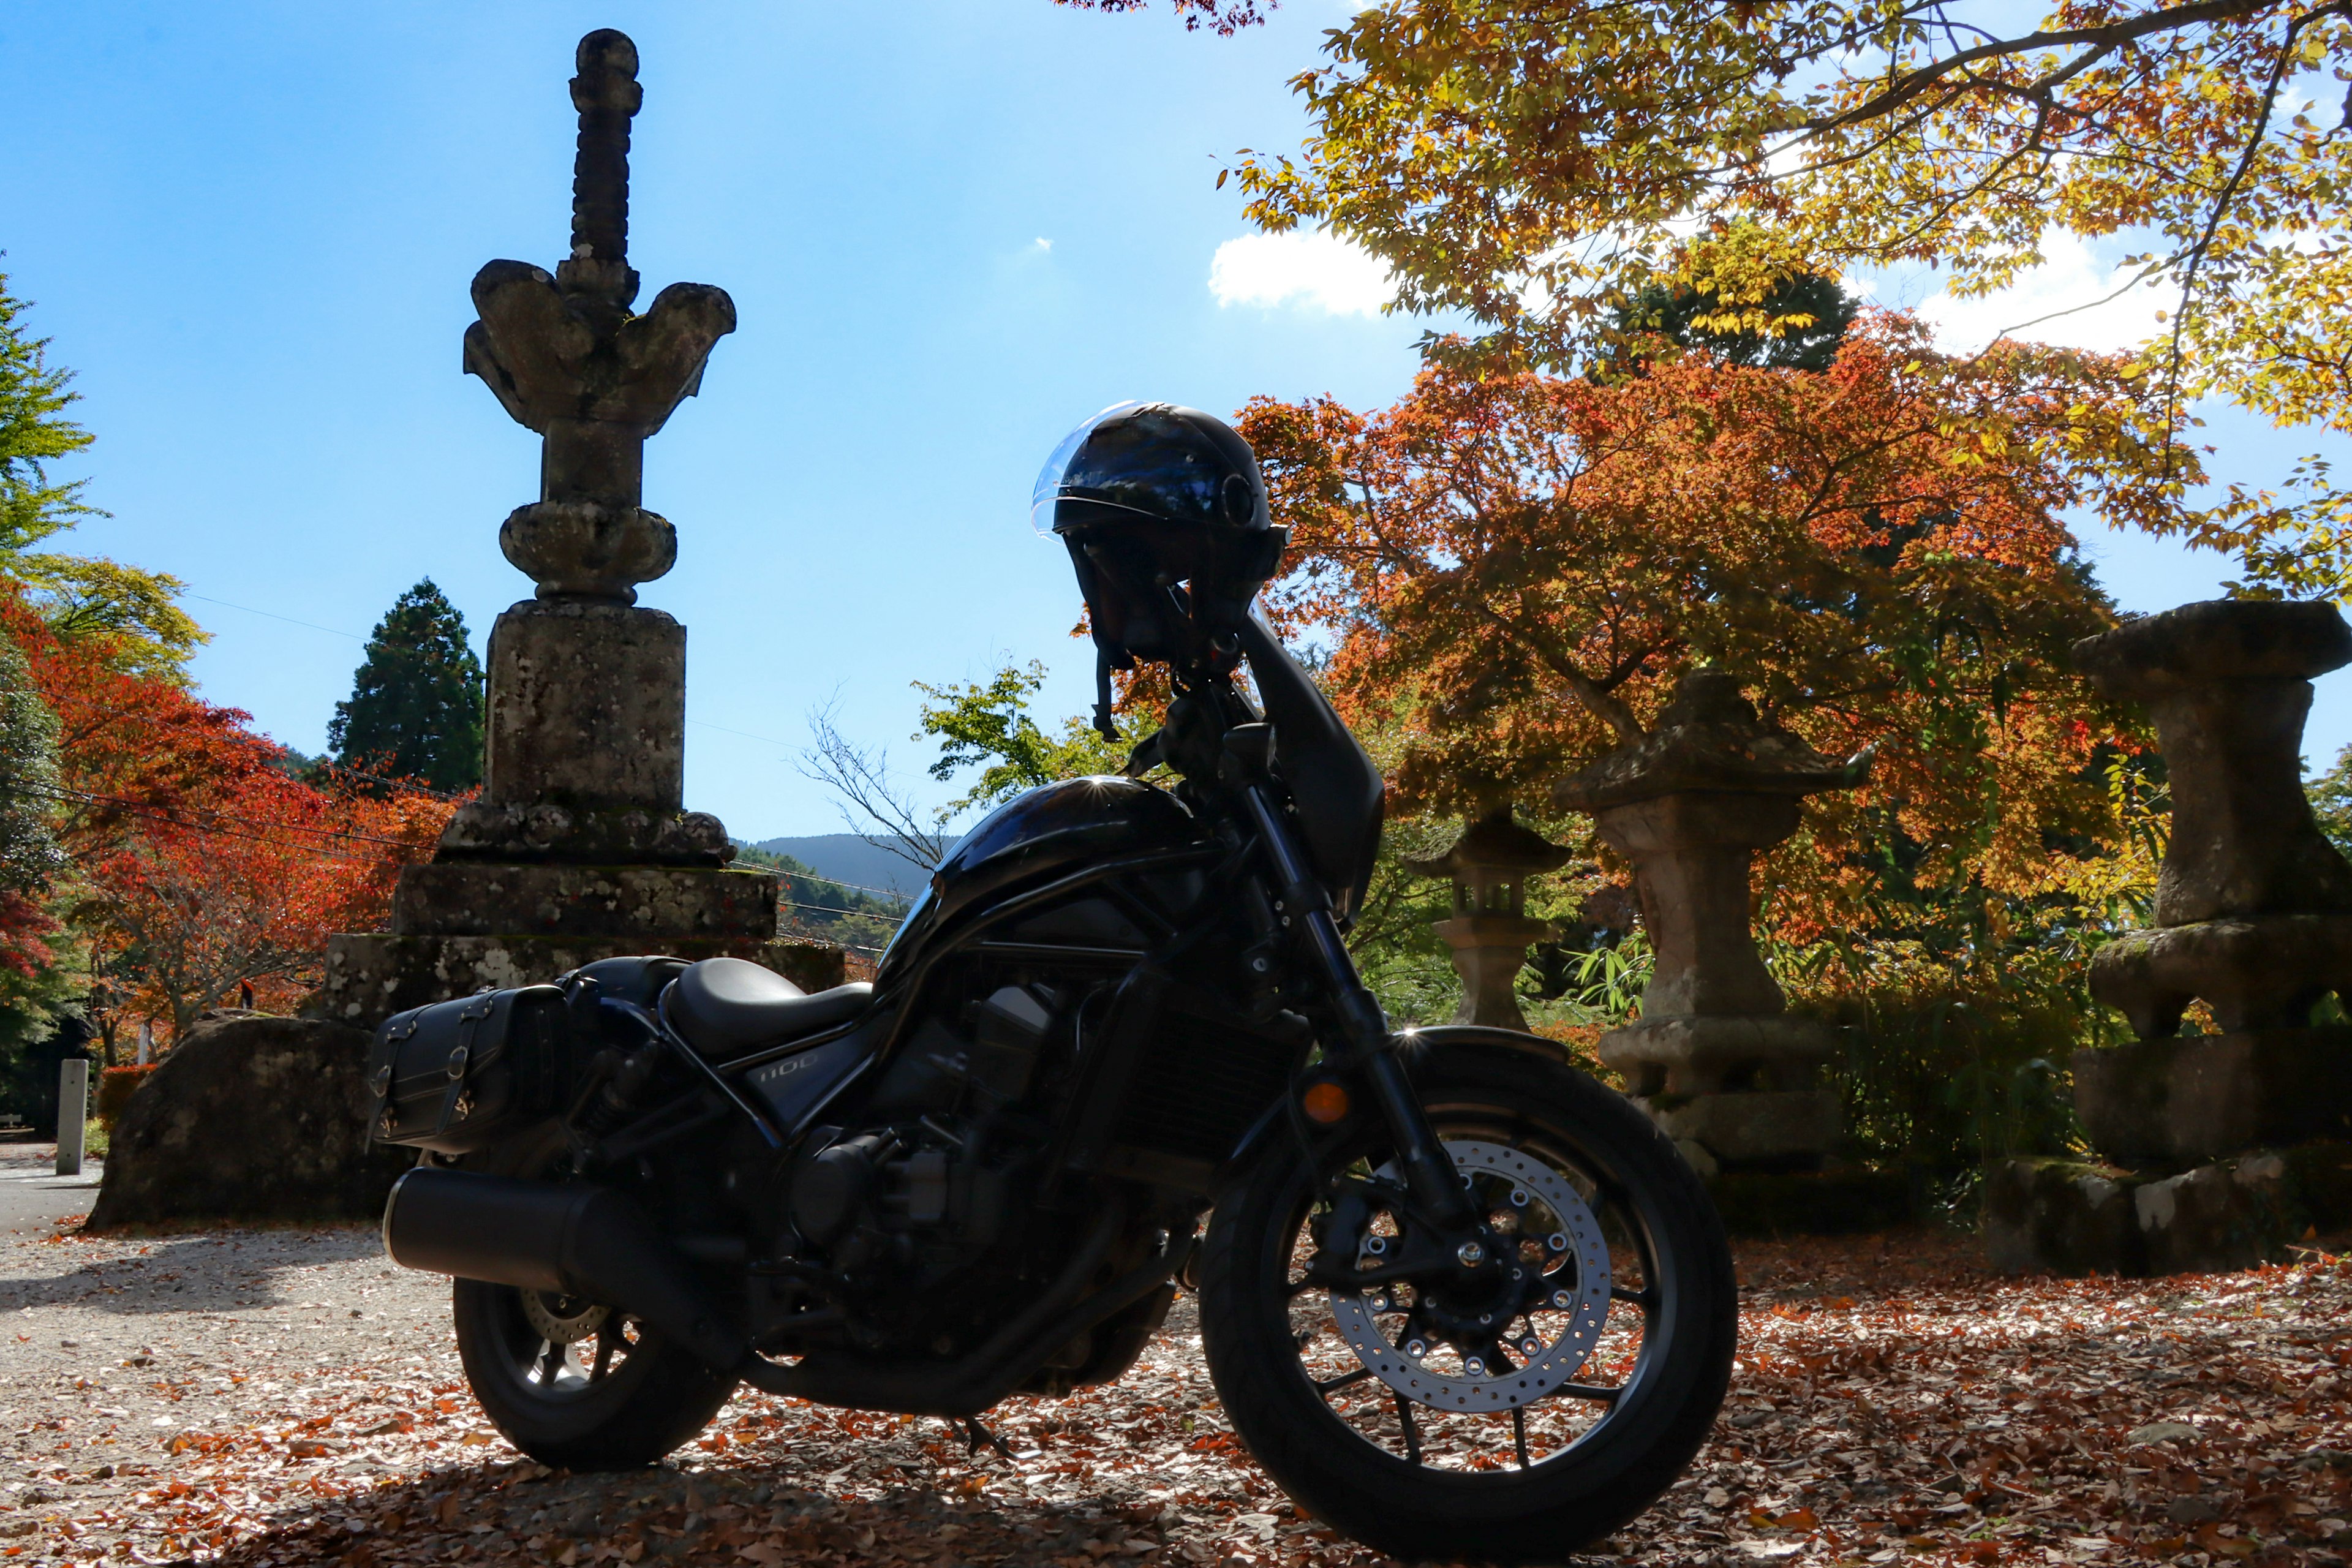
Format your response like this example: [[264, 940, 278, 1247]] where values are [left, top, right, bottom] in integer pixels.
[[877, 777, 1205, 975]]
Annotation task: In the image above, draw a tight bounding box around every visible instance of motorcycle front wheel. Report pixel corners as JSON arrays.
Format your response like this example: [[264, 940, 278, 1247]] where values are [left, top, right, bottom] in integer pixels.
[[1198, 1035, 1736, 1563], [448, 1126, 739, 1469]]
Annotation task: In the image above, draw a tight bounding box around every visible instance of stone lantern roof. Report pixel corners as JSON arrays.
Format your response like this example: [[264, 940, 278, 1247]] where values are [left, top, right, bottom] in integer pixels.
[[1551, 671, 1869, 815], [1401, 805, 1580, 883], [2074, 598, 2352, 694]]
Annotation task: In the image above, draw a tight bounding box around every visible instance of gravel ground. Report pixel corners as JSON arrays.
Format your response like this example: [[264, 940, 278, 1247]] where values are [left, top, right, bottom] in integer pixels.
[[1, 1148, 2347, 1568]]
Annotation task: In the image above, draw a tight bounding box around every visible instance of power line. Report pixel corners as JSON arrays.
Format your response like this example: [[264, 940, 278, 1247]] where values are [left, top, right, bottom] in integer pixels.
[[779, 897, 908, 924], [178, 590, 803, 758], [181, 593, 366, 642], [756, 865, 921, 902]]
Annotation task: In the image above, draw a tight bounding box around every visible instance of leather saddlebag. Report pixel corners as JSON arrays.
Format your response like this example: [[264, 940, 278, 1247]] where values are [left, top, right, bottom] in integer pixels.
[[369, 986, 571, 1154]]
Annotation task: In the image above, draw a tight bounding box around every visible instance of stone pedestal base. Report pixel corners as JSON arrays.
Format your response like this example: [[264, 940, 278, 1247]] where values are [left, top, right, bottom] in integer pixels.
[[308, 932, 842, 1031], [2072, 1028, 2352, 1163], [1602, 1012, 1839, 1170], [393, 863, 782, 941], [1983, 1142, 2352, 1276], [311, 849, 839, 1031], [1599, 1014, 1833, 1096], [1431, 913, 1550, 1030], [1640, 1088, 1841, 1171]]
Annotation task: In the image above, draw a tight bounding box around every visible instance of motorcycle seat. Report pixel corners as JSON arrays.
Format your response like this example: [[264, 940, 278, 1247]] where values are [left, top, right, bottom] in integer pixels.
[[668, 957, 873, 1057]]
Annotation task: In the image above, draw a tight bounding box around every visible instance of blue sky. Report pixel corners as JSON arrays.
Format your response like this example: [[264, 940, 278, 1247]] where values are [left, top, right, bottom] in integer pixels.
[[1, 1, 2332, 841]]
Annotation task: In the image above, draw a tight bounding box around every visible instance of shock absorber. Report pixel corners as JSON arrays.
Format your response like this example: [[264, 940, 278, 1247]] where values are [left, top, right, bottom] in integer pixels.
[[574, 1043, 662, 1139]]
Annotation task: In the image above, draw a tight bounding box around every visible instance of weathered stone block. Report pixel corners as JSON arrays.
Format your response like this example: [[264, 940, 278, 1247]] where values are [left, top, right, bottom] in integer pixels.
[[1430, 911, 1553, 1030], [435, 802, 729, 865], [477, 597, 685, 815], [2072, 1028, 2352, 1163], [392, 862, 778, 940], [2089, 918, 2352, 1037], [1983, 1156, 2142, 1276], [2133, 1154, 2290, 1276], [2073, 599, 2352, 928], [1642, 1087, 1839, 1169], [1599, 1014, 1833, 1097], [310, 933, 843, 1031], [1985, 1142, 2352, 1276], [86, 1017, 412, 1229]]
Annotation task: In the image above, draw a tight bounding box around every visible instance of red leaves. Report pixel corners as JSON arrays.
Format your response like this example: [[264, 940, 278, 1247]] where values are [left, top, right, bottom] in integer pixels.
[[1242, 311, 2143, 929], [3, 589, 454, 1032]]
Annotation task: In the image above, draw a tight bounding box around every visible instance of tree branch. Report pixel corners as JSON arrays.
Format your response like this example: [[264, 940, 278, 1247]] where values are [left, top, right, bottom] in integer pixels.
[[796, 696, 944, 871], [1800, 0, 2274, 139]]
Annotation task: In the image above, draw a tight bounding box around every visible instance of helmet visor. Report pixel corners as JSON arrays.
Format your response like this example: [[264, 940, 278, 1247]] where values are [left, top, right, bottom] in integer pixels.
[[1031, 401, 1147, 535]]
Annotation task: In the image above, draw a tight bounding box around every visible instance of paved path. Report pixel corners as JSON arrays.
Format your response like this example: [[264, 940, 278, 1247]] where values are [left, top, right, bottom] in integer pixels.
[[0, 1148, 102, 1237]]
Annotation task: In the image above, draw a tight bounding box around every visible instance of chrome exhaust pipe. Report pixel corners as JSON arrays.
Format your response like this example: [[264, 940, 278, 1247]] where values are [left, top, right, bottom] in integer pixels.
[[382, 1167, 745, 1371]]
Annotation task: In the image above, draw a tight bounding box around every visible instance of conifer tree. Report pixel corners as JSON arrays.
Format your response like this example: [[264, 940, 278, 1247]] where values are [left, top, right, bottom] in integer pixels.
[[327, 580, 484, 793], [0, 274, 96, 557]]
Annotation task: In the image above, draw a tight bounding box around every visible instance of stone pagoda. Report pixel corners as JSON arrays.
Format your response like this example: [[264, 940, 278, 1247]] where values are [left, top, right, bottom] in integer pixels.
[[1553, 671, 1869, 1176], [1988, 600, 2352, 1275], [312, 30, 835, 1028], [1403, 804, 1577, 1031]]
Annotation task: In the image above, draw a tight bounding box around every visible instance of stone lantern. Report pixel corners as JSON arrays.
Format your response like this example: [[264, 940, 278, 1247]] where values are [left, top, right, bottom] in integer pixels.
[[311, 31, 836, 1027], [1988, 600, 2352, 1275], [1553, 671, 1868, 1173], [1404, 805, 1578, 1031]]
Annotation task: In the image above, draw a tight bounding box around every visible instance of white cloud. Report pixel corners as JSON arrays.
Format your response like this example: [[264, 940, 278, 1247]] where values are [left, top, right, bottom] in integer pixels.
[[1033, 237, 1051, 251], [1913, 232, 2169, 355], [1208, 228, 1395, 317]]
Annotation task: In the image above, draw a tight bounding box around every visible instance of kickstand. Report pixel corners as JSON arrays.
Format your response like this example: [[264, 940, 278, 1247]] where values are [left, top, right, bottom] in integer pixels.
[[962, 1416, 1016, 1461]]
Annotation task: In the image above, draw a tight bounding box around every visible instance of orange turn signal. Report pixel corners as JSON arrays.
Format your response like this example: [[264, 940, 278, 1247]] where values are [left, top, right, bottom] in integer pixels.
[[1300, 1081, 1351, 1125]]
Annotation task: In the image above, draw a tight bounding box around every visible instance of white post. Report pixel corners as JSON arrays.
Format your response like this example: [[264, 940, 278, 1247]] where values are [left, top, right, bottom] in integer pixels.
[[55, 1059, 88, 1177], [135, 1020, 152, 1066]]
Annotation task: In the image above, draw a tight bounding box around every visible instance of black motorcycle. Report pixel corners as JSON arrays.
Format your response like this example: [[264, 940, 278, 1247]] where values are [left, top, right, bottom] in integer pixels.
[[373, 402, 1735, 1562]]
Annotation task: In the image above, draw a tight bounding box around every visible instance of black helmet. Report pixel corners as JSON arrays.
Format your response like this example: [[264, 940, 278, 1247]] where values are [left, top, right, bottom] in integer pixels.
[[1033, 403, 1287, 719]]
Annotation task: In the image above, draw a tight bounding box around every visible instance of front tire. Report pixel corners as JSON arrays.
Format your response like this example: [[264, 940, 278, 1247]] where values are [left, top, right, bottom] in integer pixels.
[[1199, 1037, 1736, 1562], [448, 1127, 738, 1470]]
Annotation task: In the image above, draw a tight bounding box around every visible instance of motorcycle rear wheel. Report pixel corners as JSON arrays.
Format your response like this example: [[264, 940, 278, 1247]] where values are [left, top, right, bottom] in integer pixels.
[[448, 1126, 738, 1469], [1198, 1036, 1736, 1562]]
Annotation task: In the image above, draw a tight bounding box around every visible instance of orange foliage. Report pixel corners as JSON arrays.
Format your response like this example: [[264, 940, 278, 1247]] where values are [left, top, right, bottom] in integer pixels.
[[1240, 314, 2160, 932], [3, 593, 454, 1036]]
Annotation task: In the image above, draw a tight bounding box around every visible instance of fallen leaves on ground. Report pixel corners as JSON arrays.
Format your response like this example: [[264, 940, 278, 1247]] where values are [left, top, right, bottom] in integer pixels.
[[2, 1204, 2348, 1567]]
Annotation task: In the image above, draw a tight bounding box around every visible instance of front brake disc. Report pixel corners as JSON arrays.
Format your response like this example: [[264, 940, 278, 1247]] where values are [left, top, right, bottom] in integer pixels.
[[1328, 1139, 1611, 1413]]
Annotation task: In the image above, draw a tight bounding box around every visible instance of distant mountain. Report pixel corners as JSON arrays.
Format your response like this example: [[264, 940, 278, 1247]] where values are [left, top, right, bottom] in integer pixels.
[[747, 834, 943, 900]]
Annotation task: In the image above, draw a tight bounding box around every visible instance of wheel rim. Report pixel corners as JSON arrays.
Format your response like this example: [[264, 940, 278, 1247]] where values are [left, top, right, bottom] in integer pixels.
[[1278, 1105, 1673, 1474], [469, 1135, 653, 1405], [486, 1284, 648, 1401], [1328, 1139, 1613, 1414]]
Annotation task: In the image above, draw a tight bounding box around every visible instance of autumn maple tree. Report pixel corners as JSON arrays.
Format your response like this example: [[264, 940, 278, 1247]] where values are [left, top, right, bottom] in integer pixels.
[[1214, 0, 2352, 592], [5, 591, 449, 1038], [1245, 311, 2168, 931]]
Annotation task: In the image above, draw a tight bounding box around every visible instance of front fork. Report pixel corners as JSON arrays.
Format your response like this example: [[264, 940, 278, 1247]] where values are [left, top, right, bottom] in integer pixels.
[[1238, 783, 1476, 1231]]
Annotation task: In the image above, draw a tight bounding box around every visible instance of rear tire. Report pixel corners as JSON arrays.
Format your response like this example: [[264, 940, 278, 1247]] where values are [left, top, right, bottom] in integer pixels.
[[1199, 1038, 1736, 1562], [448, 1127, 737, 1470]]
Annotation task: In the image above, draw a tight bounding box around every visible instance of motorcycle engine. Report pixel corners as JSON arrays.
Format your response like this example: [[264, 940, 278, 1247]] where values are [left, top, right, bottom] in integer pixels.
[[758, 981, 1084, 1357]]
